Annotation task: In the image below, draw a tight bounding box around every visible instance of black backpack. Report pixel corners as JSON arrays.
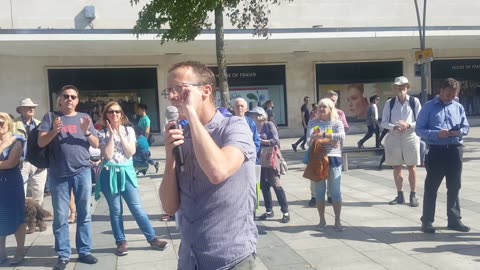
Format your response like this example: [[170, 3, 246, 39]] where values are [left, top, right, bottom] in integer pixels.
[[26, 112, 55, 168], [388, 96, 417, 123]]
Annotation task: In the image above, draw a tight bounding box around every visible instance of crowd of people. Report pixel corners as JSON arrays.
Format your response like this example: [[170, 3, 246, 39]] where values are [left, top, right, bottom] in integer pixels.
[[0, 60, 472, 270]]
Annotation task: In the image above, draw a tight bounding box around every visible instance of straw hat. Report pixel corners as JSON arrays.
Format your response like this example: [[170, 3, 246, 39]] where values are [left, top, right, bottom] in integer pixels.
[[16, 98, 38, 114]]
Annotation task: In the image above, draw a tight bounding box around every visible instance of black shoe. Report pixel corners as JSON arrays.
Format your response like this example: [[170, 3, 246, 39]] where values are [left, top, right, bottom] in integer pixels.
[[327, 196, 333, 204], [53, 259, 69, 270], [78, 254, 98, 265], [291, 144, 297, 152], [300, 145, 306, 151], [389, 196, 405, 205], [258, 211, 274, 221], [376, 144, 384, 148], [308, 197, 316, 207], [421, 222, 436, 233], [281, 213, 290, 223], [448, 221, 471, 232], [409, 196, 419, 207], [357, 141, 364, 149], [154, 162, 159, 173]]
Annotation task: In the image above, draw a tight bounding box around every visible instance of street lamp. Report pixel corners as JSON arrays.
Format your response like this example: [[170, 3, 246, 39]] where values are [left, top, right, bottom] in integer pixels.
[[414, 0, 429, 105]]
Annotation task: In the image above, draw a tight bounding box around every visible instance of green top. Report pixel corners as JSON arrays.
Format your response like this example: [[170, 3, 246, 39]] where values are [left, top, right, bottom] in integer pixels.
[[137, 115, 151, 134], [95, 160, 138, 201]]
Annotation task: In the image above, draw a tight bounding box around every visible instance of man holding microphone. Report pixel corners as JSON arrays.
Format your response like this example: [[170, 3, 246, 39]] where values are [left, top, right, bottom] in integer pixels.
[[160, 61, 258, 270]]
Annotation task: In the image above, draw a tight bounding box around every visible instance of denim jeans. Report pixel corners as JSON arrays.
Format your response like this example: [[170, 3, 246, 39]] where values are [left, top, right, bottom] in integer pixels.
[[50, 168, 92, 260], [315, 164, 342, 203], [100, 171, 156, 244]]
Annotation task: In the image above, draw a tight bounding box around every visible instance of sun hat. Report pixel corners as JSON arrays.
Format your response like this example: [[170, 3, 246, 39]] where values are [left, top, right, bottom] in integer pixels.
[[393, 76, 409, 85], [16, 98, 38, 114], [248, 106, 267, 119]]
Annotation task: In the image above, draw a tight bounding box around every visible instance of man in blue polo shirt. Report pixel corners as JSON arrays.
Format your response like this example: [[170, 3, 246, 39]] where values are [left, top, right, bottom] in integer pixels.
[[416, 78, 470, 233]]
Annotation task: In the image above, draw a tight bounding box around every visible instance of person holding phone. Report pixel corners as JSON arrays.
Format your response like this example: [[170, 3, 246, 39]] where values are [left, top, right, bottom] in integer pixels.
[[416, 78, 470, 233]]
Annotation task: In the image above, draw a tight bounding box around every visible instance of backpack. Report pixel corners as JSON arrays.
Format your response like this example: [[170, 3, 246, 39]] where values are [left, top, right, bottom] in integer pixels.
[[389, 96, 417, 123], [303, 139, 329, 182], [26, 112, 55, 168]]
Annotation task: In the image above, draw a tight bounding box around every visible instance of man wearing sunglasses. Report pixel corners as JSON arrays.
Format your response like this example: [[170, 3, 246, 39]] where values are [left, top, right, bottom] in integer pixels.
[[37, 85, 99, 270], [161, 61, 257, 270], [13, 98, 48, 206]]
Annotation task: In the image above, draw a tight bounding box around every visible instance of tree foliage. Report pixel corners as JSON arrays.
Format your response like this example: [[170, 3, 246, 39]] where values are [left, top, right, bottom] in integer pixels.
[[130, 0, 292, 107], [131, 0, 291, 43]]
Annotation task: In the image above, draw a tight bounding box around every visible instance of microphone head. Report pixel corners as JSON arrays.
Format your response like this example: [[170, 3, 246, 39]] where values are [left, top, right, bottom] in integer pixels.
[[165, 106, 179, 122]]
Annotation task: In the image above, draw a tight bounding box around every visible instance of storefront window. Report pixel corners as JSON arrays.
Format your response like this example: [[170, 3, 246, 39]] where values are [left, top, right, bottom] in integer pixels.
[[431, 59, 480, 116], [210, 65, 287, 125], [47, 68, 160, 131], [316, 61, 403, 122]]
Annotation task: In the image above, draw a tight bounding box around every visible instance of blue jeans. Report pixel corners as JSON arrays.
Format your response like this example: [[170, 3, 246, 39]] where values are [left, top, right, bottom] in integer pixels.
[[50, 168, 92, 260], [315, 164, 342, 203], [100, 171, 156, 244]]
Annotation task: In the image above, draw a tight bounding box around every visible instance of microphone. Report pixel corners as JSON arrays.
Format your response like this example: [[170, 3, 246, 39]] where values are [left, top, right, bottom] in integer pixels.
[[165, 106, 185, 172]]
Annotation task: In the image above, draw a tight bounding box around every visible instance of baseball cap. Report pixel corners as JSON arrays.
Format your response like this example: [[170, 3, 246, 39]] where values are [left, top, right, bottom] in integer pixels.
[[249, 106, 267, 118], [393, 76, 409, 85]]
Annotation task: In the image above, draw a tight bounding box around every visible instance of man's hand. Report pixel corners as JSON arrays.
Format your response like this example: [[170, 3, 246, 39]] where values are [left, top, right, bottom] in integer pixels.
[[181, 85, 204, 120], [80, 115, 91, 134], [164, 122, 184, 158], [448, 130, 461, 137], [438, 129, 450, 138], [395, 120, 410, 131]]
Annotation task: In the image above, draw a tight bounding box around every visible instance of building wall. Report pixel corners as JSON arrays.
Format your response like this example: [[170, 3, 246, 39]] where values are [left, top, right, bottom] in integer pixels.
[[2, 47, 480, 138], [1, 0, 479, 30]]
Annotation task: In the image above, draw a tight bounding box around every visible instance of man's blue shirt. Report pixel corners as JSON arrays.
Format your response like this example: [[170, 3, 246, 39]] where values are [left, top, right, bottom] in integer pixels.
[[415, 96, 469, 145]]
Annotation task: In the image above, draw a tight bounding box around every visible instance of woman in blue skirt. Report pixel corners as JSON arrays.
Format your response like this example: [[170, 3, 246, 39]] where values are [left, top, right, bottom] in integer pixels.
[[0, 112, 27, 265]]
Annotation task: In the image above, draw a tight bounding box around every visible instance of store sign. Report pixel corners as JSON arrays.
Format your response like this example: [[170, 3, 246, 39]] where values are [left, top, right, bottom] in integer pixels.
[[431, 59, 480, 80], [415, 48, 434, 65]]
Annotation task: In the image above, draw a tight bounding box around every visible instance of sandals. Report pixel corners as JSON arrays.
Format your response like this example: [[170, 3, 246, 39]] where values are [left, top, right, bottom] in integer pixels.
[[68, 212, 77, 224]]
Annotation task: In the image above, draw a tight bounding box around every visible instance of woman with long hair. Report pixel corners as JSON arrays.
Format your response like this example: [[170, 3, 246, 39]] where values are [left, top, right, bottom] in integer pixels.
[[0, 112, 27, 265], [306, 98, 346, 231], [96, 102, 168, 256]]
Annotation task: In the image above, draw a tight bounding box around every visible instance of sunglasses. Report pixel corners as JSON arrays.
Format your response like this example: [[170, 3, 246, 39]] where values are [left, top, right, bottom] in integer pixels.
[[0, 121, 5, 127], [63, 94, 78, 100], [107, 110, 122, 114]]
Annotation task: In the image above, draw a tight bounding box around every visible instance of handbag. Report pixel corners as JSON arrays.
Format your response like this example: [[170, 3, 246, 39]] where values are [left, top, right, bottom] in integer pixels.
[[259, 146, 275, 168], [275, 147, 288, 175], [303, 139, 329, 182]]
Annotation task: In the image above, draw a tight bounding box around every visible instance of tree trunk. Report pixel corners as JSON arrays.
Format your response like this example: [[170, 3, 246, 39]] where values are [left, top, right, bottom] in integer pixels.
[[215, 5, 229, 108]]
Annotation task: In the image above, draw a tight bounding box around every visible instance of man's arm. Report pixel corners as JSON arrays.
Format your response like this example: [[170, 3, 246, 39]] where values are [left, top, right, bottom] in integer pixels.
[[380, 100, 395, 130], [415, 103, 440, 140], [159, 122, 181, 215], [301, 106, 307, 128], [189, 113, 246, 185]]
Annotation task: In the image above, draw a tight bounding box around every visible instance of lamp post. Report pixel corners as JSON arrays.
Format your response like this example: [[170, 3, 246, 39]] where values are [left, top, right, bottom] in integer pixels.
[[414, 0, 429, 105]]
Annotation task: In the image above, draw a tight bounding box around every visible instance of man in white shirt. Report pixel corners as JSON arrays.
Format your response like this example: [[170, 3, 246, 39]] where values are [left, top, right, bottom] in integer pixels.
[[381, 76, 422, 207]]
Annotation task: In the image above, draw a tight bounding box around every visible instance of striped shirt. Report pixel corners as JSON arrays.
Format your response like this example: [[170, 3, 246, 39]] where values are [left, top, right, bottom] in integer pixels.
[[306, 119, 345, 157], [177, 111, 258, 270]]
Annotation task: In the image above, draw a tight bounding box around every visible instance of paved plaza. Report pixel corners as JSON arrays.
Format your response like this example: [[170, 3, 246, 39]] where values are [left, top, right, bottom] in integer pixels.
[[4, 128, 480, 270]]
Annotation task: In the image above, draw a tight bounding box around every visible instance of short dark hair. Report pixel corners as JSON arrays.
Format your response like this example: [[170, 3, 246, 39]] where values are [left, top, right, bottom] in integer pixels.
[[138, 103, 148, 111], [441, 78, 460, 91], [304, 96, 310, 101], [61, 85, 79, 94], [168, 61, 217, 102], [370, 95, 379, 103]]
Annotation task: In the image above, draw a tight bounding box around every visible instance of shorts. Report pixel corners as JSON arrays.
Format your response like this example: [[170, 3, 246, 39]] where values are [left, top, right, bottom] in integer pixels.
[[384, 130, 420, 166]]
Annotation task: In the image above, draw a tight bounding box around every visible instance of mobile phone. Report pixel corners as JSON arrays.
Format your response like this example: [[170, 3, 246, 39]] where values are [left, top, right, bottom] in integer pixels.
[[449, 118, 464, 132]]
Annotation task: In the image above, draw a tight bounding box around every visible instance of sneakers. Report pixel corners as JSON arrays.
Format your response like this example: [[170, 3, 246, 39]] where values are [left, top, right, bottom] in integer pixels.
[[150, 237, 169, 250], [53, 259, 69, 270], [258, 211, 274, 220], [281, 213, 290, 223], [308, 197, 316, 207], [78, 254, 98, 264], [115, 241, 128, 256], [448, 221, 471, 232], [409, 196, 419, 207], [389, 195, 405, 205], [291, 144, 297, 152]]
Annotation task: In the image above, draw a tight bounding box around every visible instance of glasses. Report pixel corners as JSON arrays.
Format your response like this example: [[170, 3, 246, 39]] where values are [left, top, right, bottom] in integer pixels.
[[162, 82, 204, 97], [63, 94, 77, 100], [107, 110, 122, 115], [0, 121, 4, 127]]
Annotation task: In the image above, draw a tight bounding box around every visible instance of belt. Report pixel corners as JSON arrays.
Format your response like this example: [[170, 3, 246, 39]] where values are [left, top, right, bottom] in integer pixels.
[[429, 144, 462, 149]]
